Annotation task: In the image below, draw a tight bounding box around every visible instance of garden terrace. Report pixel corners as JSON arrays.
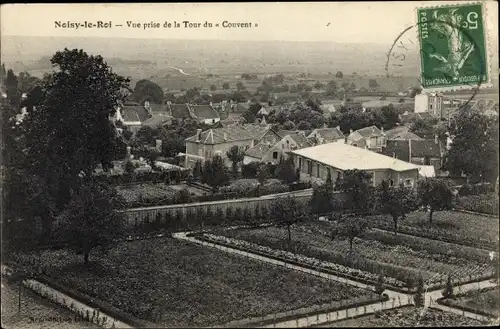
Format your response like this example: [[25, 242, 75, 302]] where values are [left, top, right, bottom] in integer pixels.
[[368, 211, 499, 250], [10, 238, 379, 328], [456, 193, 499, 216], [439, 286, 500, 318], [212, 220, 493, 288], [319, 306, 489, 327]]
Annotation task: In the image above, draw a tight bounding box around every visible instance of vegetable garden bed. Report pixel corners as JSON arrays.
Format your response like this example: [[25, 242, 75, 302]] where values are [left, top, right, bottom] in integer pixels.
[[211, 221, 494, 289], [10, 238, 379, 328], [439, 286, 500, 318], [320, 306, 489, 327]]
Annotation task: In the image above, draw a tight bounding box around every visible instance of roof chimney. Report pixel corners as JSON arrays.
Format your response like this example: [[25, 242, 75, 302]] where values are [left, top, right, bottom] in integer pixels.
[[196, 129, 202, 142]]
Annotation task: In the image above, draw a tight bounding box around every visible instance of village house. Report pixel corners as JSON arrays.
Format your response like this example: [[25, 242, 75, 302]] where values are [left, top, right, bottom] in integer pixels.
[[346, 125, 387, 152], [183, 124, 281, 169], [243, 132, 312, 165], [190, 103, 221, 125], [291, 142, 420, 187], [307, 127, 345, 145], [116, 101, 151, 133], [381, 137, 442, 173]]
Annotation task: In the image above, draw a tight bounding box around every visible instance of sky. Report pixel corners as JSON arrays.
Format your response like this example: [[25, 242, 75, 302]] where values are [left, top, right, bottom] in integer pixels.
[[1, 2, 498, 44]]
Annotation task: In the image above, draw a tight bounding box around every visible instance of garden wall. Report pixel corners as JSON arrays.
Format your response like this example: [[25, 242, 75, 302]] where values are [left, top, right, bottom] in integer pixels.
[[123, 190, 347, 229]]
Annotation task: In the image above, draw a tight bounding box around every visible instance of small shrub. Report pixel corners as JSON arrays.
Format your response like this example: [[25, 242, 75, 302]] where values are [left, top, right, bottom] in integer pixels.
[[442, 275, 454, 298], [414, 277, 424, 307], [375, 273, 385, 295]]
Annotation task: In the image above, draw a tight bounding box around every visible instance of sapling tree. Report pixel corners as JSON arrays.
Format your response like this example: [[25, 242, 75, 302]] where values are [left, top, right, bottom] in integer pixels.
[[332, 215, 370, 252], [442, 275, 454, 299], [417, 178, 454, 224], [271, 195, 305, 245]]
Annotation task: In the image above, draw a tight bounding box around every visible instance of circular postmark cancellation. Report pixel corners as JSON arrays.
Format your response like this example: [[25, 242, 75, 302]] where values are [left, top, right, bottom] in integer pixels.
[[386, 2, 490, 107]]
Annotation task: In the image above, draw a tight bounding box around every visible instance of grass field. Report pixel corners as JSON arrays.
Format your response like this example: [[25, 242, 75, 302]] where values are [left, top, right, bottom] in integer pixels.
[[214, 219, 492, 285], [1, 281, 97, 329], [11, 238, 379, 328], [318, 306, 489, 327], [117, 183, 178, 204]]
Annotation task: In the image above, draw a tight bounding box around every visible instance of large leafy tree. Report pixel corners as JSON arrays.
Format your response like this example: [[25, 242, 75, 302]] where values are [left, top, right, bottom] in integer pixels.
[[58, 179, 126, 263], [275, 157, 297, 184], [376, 180, 418, 235], [226, 145, 244, 177], [310, 171, 335, 217], [417, 178, 454, 224], [445, 110, 499, 183], [133, 79, 164, 104], [341, 170, 375, 216], [22, 48, 130, 211]]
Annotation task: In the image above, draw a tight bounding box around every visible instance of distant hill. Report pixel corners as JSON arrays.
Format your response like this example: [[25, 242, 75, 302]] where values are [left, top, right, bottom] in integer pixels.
[[1, 35, 421, 77]]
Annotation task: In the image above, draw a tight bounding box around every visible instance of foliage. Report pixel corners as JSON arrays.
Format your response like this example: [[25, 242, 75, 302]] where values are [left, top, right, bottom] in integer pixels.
[[408, 117, 440, 139], [379, 105, 400, 130], [201, 155, 230, 191], [368, 79, 379, 89], [275, 157, 297, 184], [132, 79, 164, 104], [442, 275, 454, 298], [241, 162, 259, 178], [310, 175, 335, 217], [22, 48, 130, 212], [376, 180, 418, 235], [226, 145, 245, 176], [332, 215, 370, 251], [270, 196, 305, 243], [375, 273, 385, 295], [192, 160, 203, 180], [335, 71, 344, 78], [413, 277, 424, 307], [256, 163, 270, 185], [58, 179, 126, 263], [340, 170, 375, 216], [445, 111, 499, 183], [456, 193, 499, 215], [417, 178, 454, 224], [222, 82, 230, 90]]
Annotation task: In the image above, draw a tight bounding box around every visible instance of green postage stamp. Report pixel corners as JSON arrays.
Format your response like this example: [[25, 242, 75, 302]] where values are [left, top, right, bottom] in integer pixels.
[[417, 2, 491, 90]]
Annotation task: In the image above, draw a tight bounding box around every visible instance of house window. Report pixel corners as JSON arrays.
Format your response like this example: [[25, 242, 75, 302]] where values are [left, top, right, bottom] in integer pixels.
[[317, 163, 320, 178], [298, 157, 302, 168], [404, 178, 413, 187], [212, 119, 216, 123], [307, 160, 312, 175], [429, 104, 433, 110], [272, 151, 278, 159], [353, 143, 358, 147], [389, 179, 394, 187], [198, 148, 203, 157]]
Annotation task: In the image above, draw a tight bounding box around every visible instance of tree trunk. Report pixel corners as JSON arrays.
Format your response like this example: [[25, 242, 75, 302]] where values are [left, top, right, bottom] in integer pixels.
[[84, 251, 90, 264], [393, 216, 398, 235], [429, 209, 434, 225], [349, 237, 353, 251]]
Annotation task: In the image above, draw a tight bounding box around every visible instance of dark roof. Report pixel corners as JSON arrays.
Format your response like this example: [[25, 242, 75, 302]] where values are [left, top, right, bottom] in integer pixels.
[[168, 103, 191, 119], [288, 133, 313, 148], [149, 103, 169, 114], [142, 114, 172, 128], [307, 136, 319, 145], [186, 126, 253, 144], [242, 124, 273, 140], [411, 139, 441, 158], [245, 143, 272, 159], [382, 139, 441, 161], [190, 104, 220, 120], [314, 127, 345, 142], [352, 125, 382, 138], [121, 105, 150, 122], [277, 130, 299, 138], [230, 102, 251, 113], [384, 126, 422, 140]]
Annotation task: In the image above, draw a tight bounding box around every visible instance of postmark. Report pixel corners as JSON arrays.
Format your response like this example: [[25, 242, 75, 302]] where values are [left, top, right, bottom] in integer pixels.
[[416, 2, 491, 91]]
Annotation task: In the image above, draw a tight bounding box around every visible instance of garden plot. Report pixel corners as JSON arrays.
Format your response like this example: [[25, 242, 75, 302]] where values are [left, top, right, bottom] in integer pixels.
[[369, 211, 499, 248], [117, 183, 177, 204], [213, 220, 493, 287], [441, 287, 500, 318], [10, 238, 379, 328], [320, 306, 489, 327]]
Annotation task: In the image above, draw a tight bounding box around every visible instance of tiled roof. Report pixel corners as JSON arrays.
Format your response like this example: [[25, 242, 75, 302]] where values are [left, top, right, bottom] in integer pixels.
[[242, 124, 272, 140], [385, 126, 422, 140], [277, 130, 298, 138], [245, 143, 272, 159], [292, 142, 419, 172], [168, 104, 191, 119], [313, 127, 345, 142], [186, 126, 253, 144], [149, 103, 169, 114], [190, 104, 220, 120], [230, 102, 251, 113], [351, 125, 383, 139], [121, 105, 150, 123], [382, 139, 441, 161], [142, 114, 172, 128], [288, 133, 313, 148]]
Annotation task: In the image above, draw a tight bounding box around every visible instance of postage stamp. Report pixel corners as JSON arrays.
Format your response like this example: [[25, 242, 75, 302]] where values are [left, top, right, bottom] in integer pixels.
[[417, 2, 491, 91]]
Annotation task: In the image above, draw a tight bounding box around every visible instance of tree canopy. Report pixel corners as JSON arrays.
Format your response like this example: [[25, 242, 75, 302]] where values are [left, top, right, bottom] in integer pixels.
[[133, 79, 164, 104]]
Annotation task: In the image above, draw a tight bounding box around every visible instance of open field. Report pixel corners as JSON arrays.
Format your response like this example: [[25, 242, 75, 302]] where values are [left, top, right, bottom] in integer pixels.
[[10, 238, 379, 328], [369, 210, 499, 247], [214, 219, 493, 286], [1, 281, 97, 329], [442, 287, 500, 318], [318, 306, 489, 327]]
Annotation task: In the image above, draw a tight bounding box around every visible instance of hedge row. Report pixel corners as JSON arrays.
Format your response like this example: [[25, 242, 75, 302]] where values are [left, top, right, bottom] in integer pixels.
[[96, 170, 190, 185], [456, 194, 499, 215]]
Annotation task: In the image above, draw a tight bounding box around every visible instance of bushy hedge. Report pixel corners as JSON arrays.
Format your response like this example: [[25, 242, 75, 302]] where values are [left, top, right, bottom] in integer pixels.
[[456, 183, 494, 197], [96, 170, 189, 185], [456, 193, 499, 215]]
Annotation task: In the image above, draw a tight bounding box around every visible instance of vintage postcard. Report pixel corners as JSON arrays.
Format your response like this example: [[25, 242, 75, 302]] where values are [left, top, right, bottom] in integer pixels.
[[1, 2, 498, 329]]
